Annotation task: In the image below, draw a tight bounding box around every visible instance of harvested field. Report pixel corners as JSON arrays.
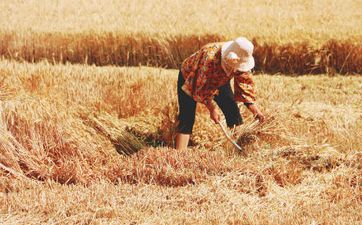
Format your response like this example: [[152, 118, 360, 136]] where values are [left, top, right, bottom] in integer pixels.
[[0, 60, 361, 224]]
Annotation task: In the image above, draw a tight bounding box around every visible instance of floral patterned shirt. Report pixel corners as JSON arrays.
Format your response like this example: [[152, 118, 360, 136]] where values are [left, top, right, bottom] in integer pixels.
[[181, 43, 256, 111]]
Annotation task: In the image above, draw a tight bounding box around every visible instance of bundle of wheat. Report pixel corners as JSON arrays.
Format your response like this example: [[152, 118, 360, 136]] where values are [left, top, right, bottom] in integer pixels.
[[86, 113, 146, 156], [231, 111, 291, 151]]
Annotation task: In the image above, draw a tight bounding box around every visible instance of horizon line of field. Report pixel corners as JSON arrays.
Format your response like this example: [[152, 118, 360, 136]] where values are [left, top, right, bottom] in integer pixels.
[[0, 32, 361, 75]]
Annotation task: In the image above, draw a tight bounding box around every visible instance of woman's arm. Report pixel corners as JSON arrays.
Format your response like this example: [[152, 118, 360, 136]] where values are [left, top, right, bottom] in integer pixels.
[[245, 103, 265, 122], [233, 71, 256, 103], [234, 71, 265, 122]]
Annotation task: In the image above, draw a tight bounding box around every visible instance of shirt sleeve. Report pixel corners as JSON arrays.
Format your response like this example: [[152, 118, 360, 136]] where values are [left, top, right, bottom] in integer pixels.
[[234, 72, 256, 104]]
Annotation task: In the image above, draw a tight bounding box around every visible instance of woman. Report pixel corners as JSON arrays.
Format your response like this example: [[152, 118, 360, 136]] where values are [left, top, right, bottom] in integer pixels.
[[175, 37, 265, 150]]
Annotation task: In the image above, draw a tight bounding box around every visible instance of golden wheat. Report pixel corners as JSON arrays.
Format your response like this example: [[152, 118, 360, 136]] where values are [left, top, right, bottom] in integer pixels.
[[0, 1, 361, 223], [0, 0, 362, 74], [0, 60, 361, 223], [1, 0, 361, 41]]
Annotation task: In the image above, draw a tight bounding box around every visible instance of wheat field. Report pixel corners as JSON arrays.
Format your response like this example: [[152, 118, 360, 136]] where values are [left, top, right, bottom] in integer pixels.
[[0, 0, 362, 224], [1, 0, 362, 74], [1, 0, 362, 41], [0, 60, 361, 224]]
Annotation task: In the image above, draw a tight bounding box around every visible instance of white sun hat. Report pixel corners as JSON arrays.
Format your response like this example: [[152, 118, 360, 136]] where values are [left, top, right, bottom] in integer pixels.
[[221, 37, 255, 72]]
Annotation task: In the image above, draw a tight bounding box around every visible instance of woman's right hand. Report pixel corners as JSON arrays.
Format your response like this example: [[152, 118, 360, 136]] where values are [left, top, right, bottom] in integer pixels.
[[209, 108, 221, 124]]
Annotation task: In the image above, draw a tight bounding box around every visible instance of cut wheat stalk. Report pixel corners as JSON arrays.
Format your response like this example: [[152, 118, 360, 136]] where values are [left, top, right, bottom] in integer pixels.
[[0, 162, 39, 184], [87, 114, 146, 156]]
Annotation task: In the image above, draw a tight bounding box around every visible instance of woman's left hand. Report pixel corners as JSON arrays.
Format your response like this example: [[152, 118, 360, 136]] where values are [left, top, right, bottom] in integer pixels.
[[246, 104, 265, 123], [255, 112, 265, 123]]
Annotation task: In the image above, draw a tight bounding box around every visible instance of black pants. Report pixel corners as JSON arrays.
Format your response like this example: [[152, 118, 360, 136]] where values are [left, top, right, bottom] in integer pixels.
[[177, 71, 243, 134]]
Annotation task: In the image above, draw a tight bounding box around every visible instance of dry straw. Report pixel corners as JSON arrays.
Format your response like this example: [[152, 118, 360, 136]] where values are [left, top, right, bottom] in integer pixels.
[[86, 113, 146, 156], [0, 60, 360, 224]]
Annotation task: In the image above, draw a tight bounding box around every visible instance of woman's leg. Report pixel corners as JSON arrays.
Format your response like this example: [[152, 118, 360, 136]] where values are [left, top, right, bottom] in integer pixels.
[[214, 81, 243, 128], [175, 71, 197, 150]]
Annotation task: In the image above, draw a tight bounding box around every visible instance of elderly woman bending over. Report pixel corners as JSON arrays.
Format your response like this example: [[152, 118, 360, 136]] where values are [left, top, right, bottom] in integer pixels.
[[175, 37, 265, 150]]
